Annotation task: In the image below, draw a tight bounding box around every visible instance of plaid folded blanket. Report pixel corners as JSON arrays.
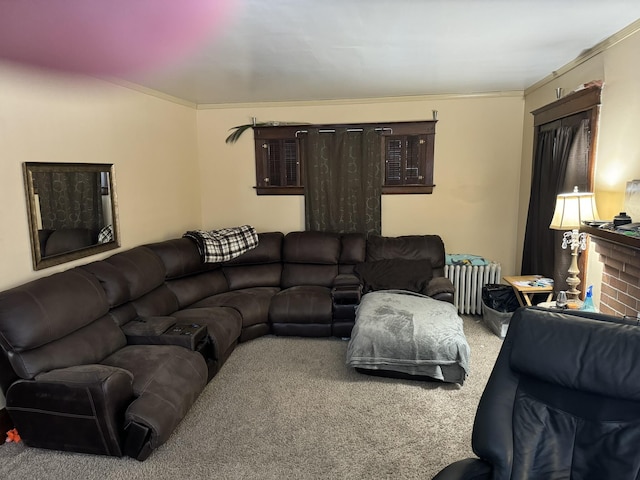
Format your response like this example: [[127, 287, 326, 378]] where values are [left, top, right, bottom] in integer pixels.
[[183, 225, 258, 263]]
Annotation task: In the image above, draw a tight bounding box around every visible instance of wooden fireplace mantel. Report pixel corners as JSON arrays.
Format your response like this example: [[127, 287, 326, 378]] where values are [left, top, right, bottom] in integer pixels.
[[581, 225, 640, 250]]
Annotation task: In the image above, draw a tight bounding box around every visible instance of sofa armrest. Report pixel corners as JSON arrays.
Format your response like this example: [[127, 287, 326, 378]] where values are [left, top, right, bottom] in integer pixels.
[[331, 277, 362, 327], [432, 457, 493, 480], [331, 273, 362, 305], [6, 364, 133, 456], [332, 286, 362, 304], [426, 276, 455, 304], [333, 273, 361, 288]]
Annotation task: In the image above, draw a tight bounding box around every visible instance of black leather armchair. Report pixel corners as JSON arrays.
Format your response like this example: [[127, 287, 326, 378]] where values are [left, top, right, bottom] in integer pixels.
[[433, 306, 640, 480]]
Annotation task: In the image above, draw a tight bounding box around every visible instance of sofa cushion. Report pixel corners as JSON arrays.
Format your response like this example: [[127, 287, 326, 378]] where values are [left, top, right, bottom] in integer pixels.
[[0, 268, 109, 352], [130, 284, 180, 317], [223, 232, 284, 266], [340, 233, 367, 265], [269, 286, 333, 325], [104, 246, 166, 299], [81, 260, 130, 307], [355, 258, 433, 294], [366, 234, 446, 276], [166, 269, 229, 309], [280, 231, 341, 288], [283, 231, 340, 264], [145, 238, 217, 279], [223, 263, 282, 290], [106, 303, 138, 327], [8, 315, 126, 379], [189, 287, 279, 328], [281, 264, 339, 289]]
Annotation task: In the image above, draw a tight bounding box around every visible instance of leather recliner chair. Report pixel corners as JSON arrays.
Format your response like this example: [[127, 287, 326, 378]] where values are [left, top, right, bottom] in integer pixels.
[[433, 306, 640, 480]]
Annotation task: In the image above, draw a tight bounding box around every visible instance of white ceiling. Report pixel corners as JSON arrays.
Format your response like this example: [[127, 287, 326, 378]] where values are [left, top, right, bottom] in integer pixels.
[[122, 1, 640, 105]]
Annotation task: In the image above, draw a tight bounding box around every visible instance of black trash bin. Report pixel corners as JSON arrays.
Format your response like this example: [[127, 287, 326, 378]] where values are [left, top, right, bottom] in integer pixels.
[[481, 284, 519, 339]]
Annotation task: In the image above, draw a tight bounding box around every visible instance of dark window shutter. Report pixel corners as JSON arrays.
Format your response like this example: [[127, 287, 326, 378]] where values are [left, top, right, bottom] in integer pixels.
[[385, 138, 403, 184], [267, 140, 282, 185], [384, 135, 427, 186], [283, 140, 298, 186], [262, 139, 299, 186], [405, 136, 422, 183]]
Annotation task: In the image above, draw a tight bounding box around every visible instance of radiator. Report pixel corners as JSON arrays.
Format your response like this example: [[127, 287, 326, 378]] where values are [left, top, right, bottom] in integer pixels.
[[444, 262, 502, 315]]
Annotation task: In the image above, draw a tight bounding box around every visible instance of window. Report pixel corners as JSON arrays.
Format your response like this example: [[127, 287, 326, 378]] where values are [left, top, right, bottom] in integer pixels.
[[253, 126, 303, 195], [379, 122, 435, 194], [253, 121, 436, 195]]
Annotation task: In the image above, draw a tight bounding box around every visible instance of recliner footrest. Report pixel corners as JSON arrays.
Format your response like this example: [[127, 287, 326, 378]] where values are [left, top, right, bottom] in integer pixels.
[[124, 422, 153, 461]]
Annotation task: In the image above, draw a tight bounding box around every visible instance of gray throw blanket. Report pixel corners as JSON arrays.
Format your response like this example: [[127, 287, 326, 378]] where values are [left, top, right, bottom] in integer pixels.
[[184, 225, 258, 263], [346, 290, 470, 384]]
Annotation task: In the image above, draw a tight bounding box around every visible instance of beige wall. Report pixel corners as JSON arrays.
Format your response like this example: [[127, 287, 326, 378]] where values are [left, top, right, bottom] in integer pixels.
[[596, 30, 640, 215], [197, 94, 525, 275], [0, 64, 202, 292], [1, 19, 638, 416], [519, 26, 640, 306]]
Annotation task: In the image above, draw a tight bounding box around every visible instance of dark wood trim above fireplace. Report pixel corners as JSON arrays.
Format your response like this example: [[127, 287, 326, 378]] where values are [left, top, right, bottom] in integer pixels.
[[581, 225, 640, 250]]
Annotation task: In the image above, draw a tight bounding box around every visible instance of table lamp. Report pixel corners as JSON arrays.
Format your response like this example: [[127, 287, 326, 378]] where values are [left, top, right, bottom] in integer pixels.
[[549, 186, 599, 300]]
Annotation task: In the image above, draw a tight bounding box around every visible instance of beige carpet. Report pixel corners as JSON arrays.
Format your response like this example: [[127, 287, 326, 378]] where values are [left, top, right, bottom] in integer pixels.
[[0, 315, 503, 480]]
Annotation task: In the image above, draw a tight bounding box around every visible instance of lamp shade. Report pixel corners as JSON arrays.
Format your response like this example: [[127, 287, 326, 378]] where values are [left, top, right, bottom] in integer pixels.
[[549, 187, 600, 230]]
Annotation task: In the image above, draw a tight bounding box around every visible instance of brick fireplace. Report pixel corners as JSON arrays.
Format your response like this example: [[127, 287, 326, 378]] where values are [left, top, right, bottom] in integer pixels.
[[588, 230, 640, 318]]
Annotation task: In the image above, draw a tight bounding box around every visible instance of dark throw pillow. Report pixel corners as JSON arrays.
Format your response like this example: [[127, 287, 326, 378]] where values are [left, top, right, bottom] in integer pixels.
[[355, 258, 433, 294]]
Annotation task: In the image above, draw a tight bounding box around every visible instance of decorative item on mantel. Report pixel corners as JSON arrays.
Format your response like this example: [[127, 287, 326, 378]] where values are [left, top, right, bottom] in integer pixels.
[[614, 212, 632, 227], [549, 186, 600, 300]]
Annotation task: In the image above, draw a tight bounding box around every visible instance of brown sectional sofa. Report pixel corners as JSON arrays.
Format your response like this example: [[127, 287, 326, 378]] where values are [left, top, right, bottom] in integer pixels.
[[0, 230, 454, 461]]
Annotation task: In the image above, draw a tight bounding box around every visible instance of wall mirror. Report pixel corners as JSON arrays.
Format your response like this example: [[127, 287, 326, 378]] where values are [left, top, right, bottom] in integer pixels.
[[23, 162, 120, 270]]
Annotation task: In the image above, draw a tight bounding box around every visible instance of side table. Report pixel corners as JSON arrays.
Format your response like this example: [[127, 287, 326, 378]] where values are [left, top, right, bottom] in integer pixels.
[[503, 275, 554, 307], [537, 300, 586, 310]]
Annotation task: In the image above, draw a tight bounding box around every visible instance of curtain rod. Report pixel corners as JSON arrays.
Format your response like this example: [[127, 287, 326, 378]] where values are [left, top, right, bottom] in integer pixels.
[[295, 127, 392, 137]]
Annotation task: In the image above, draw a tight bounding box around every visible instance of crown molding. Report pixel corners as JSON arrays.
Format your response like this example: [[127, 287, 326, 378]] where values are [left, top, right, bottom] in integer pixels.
[[103, 77, 197, 109], [196, 90, 524, 110], [525, 18, 640, 95]]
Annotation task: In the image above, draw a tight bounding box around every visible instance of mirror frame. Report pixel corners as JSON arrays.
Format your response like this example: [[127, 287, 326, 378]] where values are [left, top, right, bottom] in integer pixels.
[[23, 162, 121, 270]]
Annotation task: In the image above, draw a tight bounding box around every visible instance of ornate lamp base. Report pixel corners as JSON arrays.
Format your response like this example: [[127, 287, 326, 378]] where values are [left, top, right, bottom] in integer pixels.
[[562, 229, 587, 301]]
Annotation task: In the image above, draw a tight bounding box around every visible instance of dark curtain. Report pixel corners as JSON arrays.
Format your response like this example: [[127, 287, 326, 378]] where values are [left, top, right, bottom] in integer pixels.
[[562, 119, 590, 192], [303, 127, 382, 234], [521, 125, 575, 279], [552, 118, 590, 292], [33, 171, 104, 231]]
